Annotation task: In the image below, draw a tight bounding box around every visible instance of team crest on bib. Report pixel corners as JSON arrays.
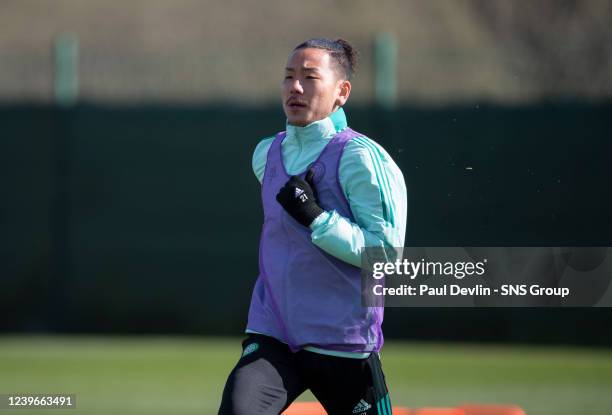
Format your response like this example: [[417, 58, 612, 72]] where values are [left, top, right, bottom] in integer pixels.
[[307, 162, 326, 183]]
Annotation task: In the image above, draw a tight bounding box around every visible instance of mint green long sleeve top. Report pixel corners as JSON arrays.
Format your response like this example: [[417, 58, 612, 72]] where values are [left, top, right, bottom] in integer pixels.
[[252, 108, 407, 267]]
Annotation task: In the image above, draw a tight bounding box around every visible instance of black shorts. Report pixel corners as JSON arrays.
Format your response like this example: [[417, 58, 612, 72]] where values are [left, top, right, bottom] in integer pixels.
[[218, 334, 392, 415]]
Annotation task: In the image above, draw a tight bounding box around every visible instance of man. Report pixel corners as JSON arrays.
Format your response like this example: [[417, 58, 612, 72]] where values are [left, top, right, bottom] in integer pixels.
[[219, 38, 407, 415]]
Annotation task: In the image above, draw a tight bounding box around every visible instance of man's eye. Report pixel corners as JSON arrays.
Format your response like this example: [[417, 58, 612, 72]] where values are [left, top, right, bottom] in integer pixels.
[[284, 76, 293, 79], [306, 76, 318, 79]]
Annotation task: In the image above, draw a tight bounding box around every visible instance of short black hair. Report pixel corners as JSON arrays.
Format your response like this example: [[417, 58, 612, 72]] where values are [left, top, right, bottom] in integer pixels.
[[293, 38, 358, 80]]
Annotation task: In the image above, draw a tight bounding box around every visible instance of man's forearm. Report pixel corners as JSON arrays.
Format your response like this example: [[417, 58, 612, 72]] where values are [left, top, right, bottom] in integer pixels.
[[310, 210, 398, 268]]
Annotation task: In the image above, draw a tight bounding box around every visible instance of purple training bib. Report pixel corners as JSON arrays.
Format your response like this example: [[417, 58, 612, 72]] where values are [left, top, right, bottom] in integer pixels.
[[246, 128, 384, 353]]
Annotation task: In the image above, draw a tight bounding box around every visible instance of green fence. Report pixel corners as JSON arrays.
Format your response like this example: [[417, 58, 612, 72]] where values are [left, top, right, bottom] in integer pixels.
[[1, 103, 611, 344]]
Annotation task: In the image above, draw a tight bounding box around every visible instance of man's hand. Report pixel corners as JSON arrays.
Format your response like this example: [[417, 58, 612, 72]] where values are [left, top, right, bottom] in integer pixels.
[[276, 170, 324, 227]]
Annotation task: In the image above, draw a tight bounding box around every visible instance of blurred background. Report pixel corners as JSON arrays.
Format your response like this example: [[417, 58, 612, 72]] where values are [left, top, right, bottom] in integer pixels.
[[1, 0, 611, 414]]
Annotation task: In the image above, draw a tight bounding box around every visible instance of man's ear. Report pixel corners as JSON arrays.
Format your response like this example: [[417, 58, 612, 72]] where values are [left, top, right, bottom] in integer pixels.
[[335, 79, 351, 107]]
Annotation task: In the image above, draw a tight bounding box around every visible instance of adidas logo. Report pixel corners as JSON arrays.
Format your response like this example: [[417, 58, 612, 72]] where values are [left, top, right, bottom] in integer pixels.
[[294, 187, 308, 202], [352, 399, 372, 414]]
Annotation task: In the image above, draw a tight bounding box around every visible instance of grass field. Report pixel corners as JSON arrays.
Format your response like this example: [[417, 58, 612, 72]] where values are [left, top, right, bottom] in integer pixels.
[[1, 336, 611, 415]]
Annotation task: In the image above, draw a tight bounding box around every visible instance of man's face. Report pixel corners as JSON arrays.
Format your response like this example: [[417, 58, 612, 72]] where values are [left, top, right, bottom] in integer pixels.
[[282, 48, 350, 127]]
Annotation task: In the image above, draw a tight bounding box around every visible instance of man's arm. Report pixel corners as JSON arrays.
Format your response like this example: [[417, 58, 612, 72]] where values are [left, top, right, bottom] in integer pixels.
[[252, 137, 275, 183], [309, 136, 407, 267]]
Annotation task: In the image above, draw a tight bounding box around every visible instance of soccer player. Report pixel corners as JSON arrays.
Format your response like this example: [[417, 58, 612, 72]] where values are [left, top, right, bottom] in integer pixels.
[[218, 38, 407, 415]]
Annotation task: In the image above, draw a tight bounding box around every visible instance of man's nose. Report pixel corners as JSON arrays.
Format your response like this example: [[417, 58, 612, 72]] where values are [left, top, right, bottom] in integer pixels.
[[290, 79, 304, 94]]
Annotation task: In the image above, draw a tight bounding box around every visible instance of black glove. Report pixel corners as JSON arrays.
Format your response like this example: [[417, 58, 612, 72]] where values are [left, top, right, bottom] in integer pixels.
[[276, 169, 324, 227]]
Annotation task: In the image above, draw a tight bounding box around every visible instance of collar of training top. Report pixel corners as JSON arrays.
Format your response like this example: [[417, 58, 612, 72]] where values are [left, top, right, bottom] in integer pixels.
[[285, 107, 348, 142]]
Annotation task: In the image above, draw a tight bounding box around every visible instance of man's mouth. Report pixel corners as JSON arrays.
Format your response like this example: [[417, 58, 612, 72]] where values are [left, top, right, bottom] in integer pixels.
[[287, 100, 308, 108]]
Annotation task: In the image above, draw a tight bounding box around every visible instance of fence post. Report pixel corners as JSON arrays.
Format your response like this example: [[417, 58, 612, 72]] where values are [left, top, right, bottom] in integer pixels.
[[374, 32, 398, 109], [54, 33, 79, 106]]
